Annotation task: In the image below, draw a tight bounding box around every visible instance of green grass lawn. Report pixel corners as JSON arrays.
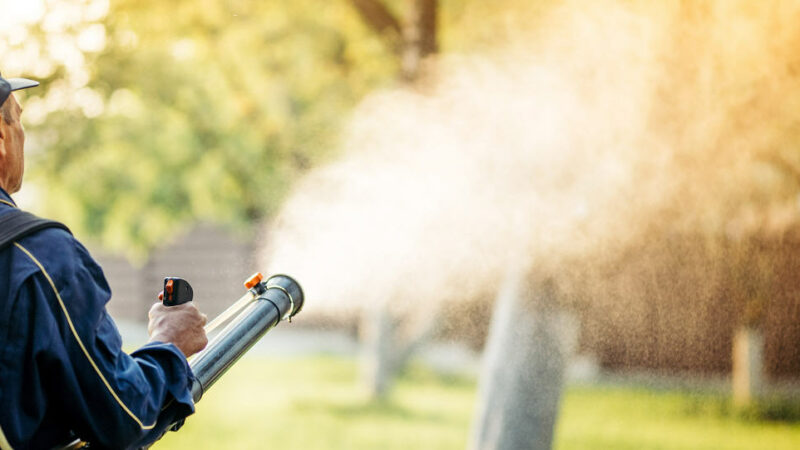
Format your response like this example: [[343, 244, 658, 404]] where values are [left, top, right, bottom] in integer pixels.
[[156, 355, 800, 449]]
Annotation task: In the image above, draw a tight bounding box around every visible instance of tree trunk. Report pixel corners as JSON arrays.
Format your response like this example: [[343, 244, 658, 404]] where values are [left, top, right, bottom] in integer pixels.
[[401, 0, 438, 81], [470, 269, 567, 450], [352, 0, 440, 400], [349, 0, 437, 82], [361, 304, 395, 398], [360, 300, 441, 399]]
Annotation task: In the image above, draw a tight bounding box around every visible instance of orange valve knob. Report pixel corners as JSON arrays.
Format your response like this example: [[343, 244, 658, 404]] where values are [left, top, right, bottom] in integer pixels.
[[244, 272, 264, 290], [162, 277, 193, 306]]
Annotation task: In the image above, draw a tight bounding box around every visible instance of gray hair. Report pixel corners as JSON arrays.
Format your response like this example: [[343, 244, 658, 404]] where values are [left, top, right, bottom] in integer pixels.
[[0, 69, 11, 124], [0, 100, 12, 125]]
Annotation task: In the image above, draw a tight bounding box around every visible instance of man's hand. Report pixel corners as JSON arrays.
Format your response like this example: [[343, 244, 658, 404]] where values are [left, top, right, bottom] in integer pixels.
[[148, 302, 208, 358]]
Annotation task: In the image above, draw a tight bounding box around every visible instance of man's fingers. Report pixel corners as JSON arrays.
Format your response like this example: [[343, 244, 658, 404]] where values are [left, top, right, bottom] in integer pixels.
[[148, 302, 160, 320], [146, 299, 209, 357]]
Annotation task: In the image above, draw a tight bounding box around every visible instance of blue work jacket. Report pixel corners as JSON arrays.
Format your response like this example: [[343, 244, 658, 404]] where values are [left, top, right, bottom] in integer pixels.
[[0, 188, 195, 449]]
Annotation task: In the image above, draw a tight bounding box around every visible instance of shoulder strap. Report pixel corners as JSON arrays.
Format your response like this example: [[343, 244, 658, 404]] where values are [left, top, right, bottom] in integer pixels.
[[0, 210, 72, 250]]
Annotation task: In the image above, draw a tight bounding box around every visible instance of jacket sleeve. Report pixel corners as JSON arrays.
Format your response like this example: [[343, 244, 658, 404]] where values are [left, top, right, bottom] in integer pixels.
[[12, 233, 195, 449]]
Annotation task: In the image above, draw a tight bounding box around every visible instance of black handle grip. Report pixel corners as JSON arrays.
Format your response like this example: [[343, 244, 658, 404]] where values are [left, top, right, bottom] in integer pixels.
[[162, 277, 194, 306]]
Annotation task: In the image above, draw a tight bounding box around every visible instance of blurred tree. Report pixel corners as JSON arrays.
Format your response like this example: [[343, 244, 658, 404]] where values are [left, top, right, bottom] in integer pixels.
[[18, 0, 399, 259], [347, 0, 444, 400], [350, 1, 572, 410], [351, 0, 568, 408], [349, 0, 437, 81], [5, 0, 560, 254]]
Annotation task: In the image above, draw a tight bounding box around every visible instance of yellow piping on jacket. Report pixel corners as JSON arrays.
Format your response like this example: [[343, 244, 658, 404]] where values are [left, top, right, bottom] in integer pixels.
[[13, 242, 156, 430]]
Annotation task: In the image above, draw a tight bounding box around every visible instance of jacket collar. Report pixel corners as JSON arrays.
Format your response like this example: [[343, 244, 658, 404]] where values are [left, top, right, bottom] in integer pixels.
[[0, 187, 17, 208]]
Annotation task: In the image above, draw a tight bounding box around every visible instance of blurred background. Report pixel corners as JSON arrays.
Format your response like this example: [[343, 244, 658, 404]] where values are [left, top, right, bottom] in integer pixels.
[[2, 0, 800, 449]]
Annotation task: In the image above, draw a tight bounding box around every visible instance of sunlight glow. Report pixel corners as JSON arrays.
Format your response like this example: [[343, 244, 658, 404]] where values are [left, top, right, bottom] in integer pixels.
[[0, 0, 45, 30]]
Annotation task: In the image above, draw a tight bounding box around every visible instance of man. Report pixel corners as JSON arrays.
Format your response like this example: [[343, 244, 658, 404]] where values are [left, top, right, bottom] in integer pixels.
[[0, 73, 208, 449]]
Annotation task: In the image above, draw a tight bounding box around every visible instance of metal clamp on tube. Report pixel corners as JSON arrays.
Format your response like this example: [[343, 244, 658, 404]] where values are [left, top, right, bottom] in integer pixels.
[[188, 274, 304, 403]]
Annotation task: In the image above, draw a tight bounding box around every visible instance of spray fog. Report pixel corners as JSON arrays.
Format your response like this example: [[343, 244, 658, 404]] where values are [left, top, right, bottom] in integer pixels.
[[260, 0, 800, 335]]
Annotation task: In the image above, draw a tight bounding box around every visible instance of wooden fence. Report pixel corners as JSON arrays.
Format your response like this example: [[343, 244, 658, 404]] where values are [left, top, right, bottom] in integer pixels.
[[95, 224, 254, 322]]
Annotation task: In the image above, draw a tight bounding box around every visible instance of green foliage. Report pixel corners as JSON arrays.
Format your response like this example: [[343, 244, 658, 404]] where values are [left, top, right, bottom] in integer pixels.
[[7, 0, 560, 258], [24, 0, 399, 258]]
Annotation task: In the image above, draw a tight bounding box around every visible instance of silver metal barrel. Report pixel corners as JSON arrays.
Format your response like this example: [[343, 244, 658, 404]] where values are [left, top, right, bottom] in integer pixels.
[[188, 274, 304, 403]]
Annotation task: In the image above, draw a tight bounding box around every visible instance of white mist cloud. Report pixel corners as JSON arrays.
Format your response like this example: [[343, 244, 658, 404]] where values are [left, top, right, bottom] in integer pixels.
[[261, 0, 800, 316]]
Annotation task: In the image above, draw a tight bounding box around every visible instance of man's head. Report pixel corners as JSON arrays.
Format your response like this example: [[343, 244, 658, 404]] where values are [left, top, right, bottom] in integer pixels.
[[0, 73, 39, 194]]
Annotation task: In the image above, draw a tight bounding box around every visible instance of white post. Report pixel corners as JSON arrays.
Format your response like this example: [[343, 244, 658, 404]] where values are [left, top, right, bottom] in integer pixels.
[[732, 326, 764, 406]]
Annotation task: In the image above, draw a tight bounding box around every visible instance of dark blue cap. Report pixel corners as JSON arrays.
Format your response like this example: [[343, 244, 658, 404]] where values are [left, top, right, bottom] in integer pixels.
[[0, 73, 39, 107]]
